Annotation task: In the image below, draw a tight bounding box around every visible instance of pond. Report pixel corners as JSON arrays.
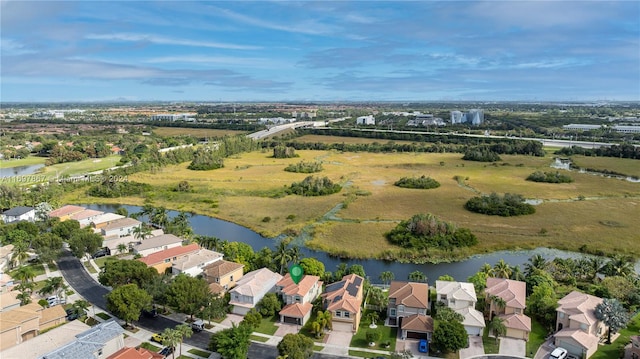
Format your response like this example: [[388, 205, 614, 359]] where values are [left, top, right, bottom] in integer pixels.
[[82, 204, 639, 283], [0, 163, 45, 178]]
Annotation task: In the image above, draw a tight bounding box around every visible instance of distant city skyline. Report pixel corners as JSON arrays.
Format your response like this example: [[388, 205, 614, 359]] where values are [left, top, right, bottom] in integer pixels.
[[1, 1, 639, 102]]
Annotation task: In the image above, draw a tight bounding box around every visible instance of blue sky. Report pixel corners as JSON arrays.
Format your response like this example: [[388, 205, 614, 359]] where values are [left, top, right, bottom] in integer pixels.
[[1, 1, 639, 102]]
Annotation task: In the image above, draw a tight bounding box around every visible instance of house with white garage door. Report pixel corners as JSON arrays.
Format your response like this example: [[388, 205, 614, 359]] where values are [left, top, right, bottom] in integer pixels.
[[554, 291, 607, 359], [276, 273, 322, 326], [436, 280, 485, 336]]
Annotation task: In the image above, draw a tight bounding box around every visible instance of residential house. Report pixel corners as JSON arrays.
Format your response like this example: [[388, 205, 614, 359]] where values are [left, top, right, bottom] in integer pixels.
[[387, 281, 433, 340], [133, 234, 184, 257], [0, 303, 67, 350], [554, 291, 607, 359], [0, 273, 15, 294], [138, 243, 200, 274], [0, 291, 20, 312], [101, 218, 142, 239], [0, 320, 91, 359], [171, 248, 223, 277], [485, 277, 531, 341], [0, 244, 14, 273], [49, 205, 86, 221], [1, 206, 36, 223], [69, 209, 104, 227], [229, 268, 282, 315], [39, 320, 125, 359], [321, 274, 364, 333], [201, 260, 245, 295], [103, 229, 164, 254], [436, 280, 485, 336], [107, 347, 164, 359], [90, 213, 126, 229], [276, 274, 322, 326]]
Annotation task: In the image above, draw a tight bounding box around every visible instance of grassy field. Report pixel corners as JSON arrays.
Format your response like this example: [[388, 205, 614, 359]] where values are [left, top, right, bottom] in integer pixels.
[[60, 148, 640, 261], [40, 155, 123, 177], [527, 318, 548, 357], [152, 127, 247, 138], [295, 134, 420, 145], [592, 312, 640, 359], [0, 156, 46, 168]]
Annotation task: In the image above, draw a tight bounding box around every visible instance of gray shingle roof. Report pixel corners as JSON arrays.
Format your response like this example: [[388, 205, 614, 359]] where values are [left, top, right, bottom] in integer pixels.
[[40, 320, 124, 359], [2, 206, 34, 216]]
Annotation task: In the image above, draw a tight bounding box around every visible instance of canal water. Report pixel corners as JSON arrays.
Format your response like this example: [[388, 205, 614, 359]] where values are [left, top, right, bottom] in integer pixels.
[[83, 204, 637, 283]]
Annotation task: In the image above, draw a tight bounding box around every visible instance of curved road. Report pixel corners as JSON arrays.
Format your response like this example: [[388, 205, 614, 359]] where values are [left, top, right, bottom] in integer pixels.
[[57, 251, 347, 359]]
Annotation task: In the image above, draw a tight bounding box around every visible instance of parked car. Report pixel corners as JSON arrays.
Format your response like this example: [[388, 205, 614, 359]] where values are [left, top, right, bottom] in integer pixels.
[[65, 308, 78, 321], [550, 347, 568, 359], [142, 308, 158, 318], [418, 339, 428, 353], [191, 319, 204, 332], [151, 333, 164, 344], [92, 247, 111, 259], [159, 346, 174, 357]]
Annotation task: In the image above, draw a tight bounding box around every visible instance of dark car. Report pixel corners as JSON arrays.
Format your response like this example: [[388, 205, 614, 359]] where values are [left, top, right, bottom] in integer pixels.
[[142, 308, 158, 318], [159, 346, 174, 357], [65, 309, 79, 321], [91, 247, 111, 258]]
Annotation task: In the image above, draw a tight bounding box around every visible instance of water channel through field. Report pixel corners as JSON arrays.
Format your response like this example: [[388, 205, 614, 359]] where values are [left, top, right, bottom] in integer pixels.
[[83, 204, 640, 283]]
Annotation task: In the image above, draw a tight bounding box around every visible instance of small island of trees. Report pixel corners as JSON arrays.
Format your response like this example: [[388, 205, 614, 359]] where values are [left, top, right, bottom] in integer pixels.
[[287, 176, 342, 196], [526, 171, 574, 183], [386, 213, 478, 250], [464, 192, 535, 216], [462, 148, 501, 162], [284, 161, 323, 173], [394, 175, 441, 189]]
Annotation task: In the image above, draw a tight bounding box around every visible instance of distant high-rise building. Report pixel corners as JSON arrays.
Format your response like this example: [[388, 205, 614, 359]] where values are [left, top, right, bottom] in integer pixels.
[[467, 109, 484, 125], [450, 110, 464, 124]]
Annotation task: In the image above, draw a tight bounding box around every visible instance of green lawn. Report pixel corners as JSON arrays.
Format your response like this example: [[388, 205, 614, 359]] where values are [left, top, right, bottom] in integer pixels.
[[187, 348, 212, 357], [249, 334, 269, 342], [9, 263, 46, 278], [482, 327, 500, 354], [350, 310, 397, 351], [0, 156, 46, 167], [348, 350, 390, 358], [527, 318, 549, 357], [47, 263, 58, 271], [83, 261, 97, 274], [41, 155, 122, 178], [254, 315, 279, 335], [94, 255, 123, 269], [313, 345, 324, 351], [96, 312, 112, 320], [139, 342, 161, 352], [591, 312, 640, 359]]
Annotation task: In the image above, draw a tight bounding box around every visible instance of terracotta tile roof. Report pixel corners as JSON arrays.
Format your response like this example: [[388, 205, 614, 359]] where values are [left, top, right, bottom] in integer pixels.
[[208, 282, 225, 295], [279, 302, 313, 318], [322, 274, 364, 314], [70, 209, 104, 221], [277, 273, 321, 297], [486, 278, 526, 309], [101, 217, 141, 232], [500, 313, 532, 332], [40, 305, 67, 325], [555, 328, 600, 349], [49, 205, 86, 218], [401, 314, 434, 333], [388, 281, 429, 309], [202, 260, 244, 278], [435, 280, 477, 302], [107, 347, 164, 359], [556, 290, 603, 326], [138, 243, 200, 266]]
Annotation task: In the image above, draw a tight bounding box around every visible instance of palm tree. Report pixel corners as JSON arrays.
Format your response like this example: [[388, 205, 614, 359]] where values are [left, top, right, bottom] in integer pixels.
[[408, 270, 427, 283], [116, 243, 128, 255], [10, 241, 31, 268], [16, 290, 32, 305], [288, 245, 302, 265], [490, 295, 507, 317], [487, 316, 506, 343], [133, 224, 152, 241], [316, 310, 332, 332], [587, 257, 605, 280], [605, 255, 634, 277], [13, 265, 36, 284], [524, 254, 548, 276], [493, 259, 512, 279], [175, 323, 193, 357], [479, 263, 494, 277], [274, 240, 292, 275], [150, 207, 169, 229], [161, 328, 181, 359], [72, 300, 90, 318], [510, 265, 525, 281], [379, 271, 395, 286], [38, 276, 64, 298]]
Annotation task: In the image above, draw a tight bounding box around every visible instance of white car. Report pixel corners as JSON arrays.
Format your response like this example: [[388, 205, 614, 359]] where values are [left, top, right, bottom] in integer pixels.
[[550, 347, 568, 359]]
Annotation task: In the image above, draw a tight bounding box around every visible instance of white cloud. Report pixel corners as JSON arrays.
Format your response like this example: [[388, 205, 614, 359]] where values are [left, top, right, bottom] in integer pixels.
[[85, 33, 261, 50]]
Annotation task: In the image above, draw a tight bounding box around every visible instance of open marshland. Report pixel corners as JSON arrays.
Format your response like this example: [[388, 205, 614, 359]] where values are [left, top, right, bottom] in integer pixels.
[[63, 148, 640, 261]]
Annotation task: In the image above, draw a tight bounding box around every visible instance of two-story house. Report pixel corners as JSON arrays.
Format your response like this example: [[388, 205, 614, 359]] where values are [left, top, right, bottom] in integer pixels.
[[133, 234, 184, 257], [436, 280, 485, 336], [69, 209, 104, 228], [1, 206, 36, 224], [171, 248, 223, 277], [49, 205, 86, 222], [137, 243, 200, 274], [276, 273, 322, 326], [200, 260, 245, 295], [554, 291, 607, 359], [387, 281, 433, 340], [0, 303, 66, 350], [229, 268, 282, 315], [321, 274, 364, 333], [101, 218, 142, 239], [39, 320, 125, 359], [90, 213, 125, 230], [485, 278, 531, 341]]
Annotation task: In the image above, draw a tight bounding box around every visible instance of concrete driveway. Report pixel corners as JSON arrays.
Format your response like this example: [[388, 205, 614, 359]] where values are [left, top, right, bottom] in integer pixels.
[[273, 322, 300, 337], [460, 335, 485, 359], [500, 337, 526, 357]]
